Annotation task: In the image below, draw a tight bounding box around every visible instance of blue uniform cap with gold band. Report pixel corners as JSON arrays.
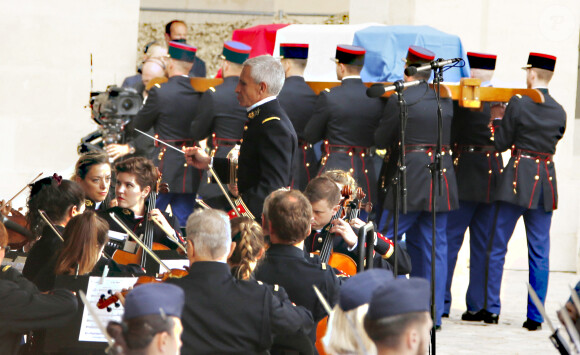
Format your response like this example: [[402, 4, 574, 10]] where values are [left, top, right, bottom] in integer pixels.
[[366, 277, 430, 320], [523, 52, 557, 72], [467, 52, 497, 70], [280, 43, 309, 60], [168, 41, 197, 63], [221, 41, 251, 64], [339, 269, 394, 312], [405, 45, 435, 65], [123, 283, 185, 320], [335, 44, 366, 66]]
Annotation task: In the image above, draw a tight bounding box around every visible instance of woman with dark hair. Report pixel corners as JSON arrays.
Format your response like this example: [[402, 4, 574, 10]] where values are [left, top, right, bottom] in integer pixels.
[[22, 174, 85, 281], [228, 216, 265, 280], [0, 221, 78, 355], [73, 151, 113, 211], [101, 157, 184, 260], [33, 211, 143, 291]]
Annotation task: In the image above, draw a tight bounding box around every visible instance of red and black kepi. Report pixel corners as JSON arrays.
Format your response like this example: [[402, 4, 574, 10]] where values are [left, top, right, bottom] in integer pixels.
[[335, 44, 365, 66], [467, 52, 497, 70], [280, 43, 309, 60], [168, 41, 197, 63], [221, 41, 251, 64], [523, 52, 557, 72], [405, 45, 435, 65]]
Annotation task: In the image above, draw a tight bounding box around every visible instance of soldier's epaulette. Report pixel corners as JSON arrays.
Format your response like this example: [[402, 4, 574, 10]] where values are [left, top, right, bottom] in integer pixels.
[[154, 83, 162, 89], [321, 262, 327, 270], [208, 86, 216, 92], [324, 88, 330, 93], [274, 284, 279, 292], [515, 94, 522, 99], [256, 280, 263, 285], [262, 117, 280, 124], [2, 265, 11, 272]]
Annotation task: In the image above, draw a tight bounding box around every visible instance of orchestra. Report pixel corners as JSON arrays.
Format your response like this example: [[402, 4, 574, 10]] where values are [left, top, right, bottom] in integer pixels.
[[1, 17, 574, 355]]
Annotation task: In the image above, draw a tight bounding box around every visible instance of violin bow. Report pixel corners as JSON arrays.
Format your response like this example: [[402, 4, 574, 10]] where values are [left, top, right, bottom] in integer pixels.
[[0, 172, 43, 209], [109, 213, 171, 273], [150, 216, 187, 253], [78, 290, 119, 354], [38, 210, 65, 242], [134, 128, 240, 216]]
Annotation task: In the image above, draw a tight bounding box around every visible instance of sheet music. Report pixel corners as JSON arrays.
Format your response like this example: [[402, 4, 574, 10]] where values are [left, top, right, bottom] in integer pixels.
[[78, 276, 138, 342]]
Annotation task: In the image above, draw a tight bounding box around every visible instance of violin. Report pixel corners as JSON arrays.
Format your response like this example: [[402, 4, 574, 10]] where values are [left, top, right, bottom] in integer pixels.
[[97, 268, 188, 311]]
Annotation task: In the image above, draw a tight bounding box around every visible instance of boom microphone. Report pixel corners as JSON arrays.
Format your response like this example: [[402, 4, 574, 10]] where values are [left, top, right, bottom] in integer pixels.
[[404, 58, 463, 76], [366, 80, 425, 98]]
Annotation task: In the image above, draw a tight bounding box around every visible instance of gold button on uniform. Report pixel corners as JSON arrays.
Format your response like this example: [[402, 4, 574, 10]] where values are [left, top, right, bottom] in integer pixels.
[[534, 175, 539, 180]]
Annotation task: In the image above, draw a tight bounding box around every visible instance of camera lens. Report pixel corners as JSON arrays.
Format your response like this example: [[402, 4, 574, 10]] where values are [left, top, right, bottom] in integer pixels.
[[121, 99, 134, 111]]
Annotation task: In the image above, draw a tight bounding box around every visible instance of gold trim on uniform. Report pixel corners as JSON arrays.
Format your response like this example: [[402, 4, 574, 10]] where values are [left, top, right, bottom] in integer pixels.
[[122, 209, 132, 215], [247, 108, 260, 119], [85, 199, 94, 207], [262, 117, 280, 124]]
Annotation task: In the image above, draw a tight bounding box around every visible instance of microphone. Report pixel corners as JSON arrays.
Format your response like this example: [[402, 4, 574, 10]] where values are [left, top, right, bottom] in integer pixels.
[[366, 80, 425, 98], [404, 58, 463, 76]]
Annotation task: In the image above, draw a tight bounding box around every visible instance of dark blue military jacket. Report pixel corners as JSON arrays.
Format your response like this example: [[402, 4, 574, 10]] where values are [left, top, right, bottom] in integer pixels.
[[451, 102, 503, 202], [167, 261, 313, 355], [493, 89, 566, 211], [375, 82, 458, 212], [213, 99, 297, 218], [278, 76, 319, 190], [133, 75, 202, 194], [305, 78, 384, 205]]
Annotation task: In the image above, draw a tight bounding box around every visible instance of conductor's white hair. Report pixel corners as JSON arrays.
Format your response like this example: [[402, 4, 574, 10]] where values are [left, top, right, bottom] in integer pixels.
[[186, 209, 231, 259], [244, 55, 285, 96]]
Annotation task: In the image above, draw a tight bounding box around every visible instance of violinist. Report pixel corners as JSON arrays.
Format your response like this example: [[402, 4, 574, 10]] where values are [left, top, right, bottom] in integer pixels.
[[228, 216, 265, 280], [253, 189, 340, 349], [33, 211, 143, 292], [100, 157, 183, 254], [166, 209, 313, 354], [106, 283, 184, 355], [72, 151, 112, 211], [0, 221, 78, 355], [22, 175, 85, 281], [303, 176, 411, 274]]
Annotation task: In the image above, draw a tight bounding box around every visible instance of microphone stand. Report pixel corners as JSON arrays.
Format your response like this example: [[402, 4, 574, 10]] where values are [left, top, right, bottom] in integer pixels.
[[428, 63, 446, 355], [392, 81, 409, 278]]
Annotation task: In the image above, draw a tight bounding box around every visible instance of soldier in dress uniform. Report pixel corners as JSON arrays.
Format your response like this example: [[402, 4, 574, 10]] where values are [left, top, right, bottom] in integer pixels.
[[133, 41, 202, 227], [375, 45, 458, 328], [304, 44, 384, 207], [166, 209, 313, 354], [253, 189, 341, 350], [277, 43, 319, 190], [488, 52, 566, 331], [100, 157, 183, 262], [191, 41, 251, 201], [185, 55, 297, 220], [444, 52, 503, 323], [364, 278, 432, 355], [164, 20, 206, 78]]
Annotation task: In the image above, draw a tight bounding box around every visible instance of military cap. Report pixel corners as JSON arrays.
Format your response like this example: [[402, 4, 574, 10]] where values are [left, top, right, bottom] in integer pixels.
[[335, 44, 366, 66], [280, 43, 309, 60], [168, 41, 197, 63], [366, 277, 430, 320], [405, 45, 435, 65], [221, 41, 251, 64], [523, 52, 557, 72], [123, 283, 185, 320], [467, 52, 497, 70], [339, 269, 394, 312]]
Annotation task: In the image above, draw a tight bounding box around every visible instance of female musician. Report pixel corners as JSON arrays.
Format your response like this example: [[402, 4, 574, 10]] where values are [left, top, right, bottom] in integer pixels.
[[33, 211, 143, 291], [0, 221, 78, 355], [106, 283, 184, 355], [73, 151, 112, 211], [322, 269, 394, 355], [22, 175, 85, 281], [228, 216, 265, 280], [100, 157, 183, 253]]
